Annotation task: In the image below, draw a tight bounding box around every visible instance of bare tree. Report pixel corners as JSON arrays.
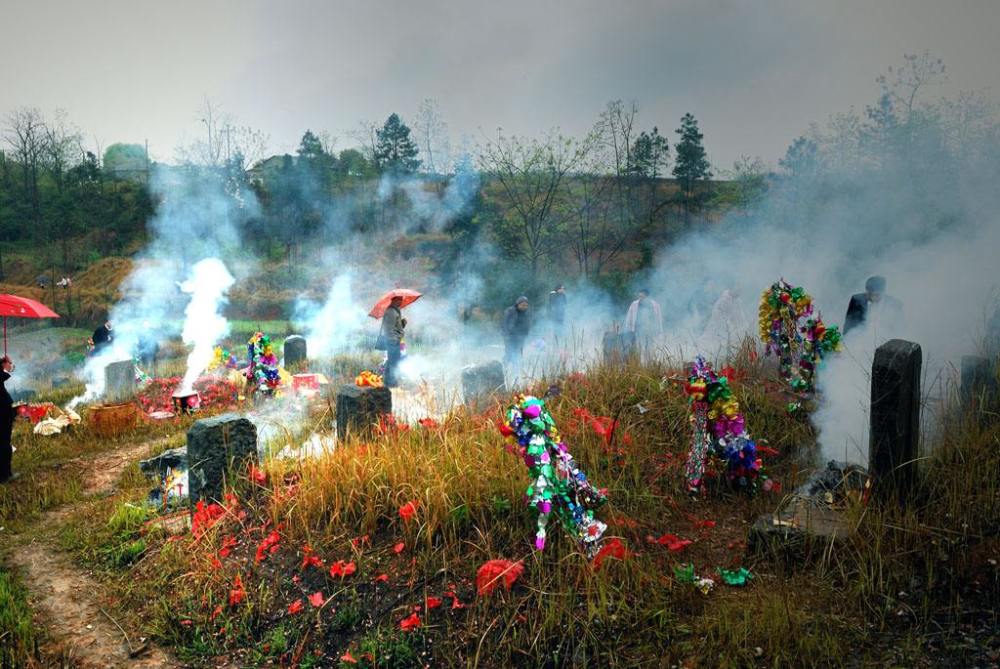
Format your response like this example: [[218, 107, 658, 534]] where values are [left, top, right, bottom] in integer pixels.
[[3, 107, 47, 227], [413, 98, 450, 174], [478, 128, 590, 275], [42, 109, 83, 193], [176, 98, 268, 169], [562, 100, 668, 277]]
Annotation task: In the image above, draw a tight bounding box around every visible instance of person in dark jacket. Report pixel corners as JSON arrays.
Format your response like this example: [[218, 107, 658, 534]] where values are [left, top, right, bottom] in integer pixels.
[[92, 321, 113, 353], [502, 296, 531, 380], [844, 276, 902, 336], [548, 285, 567, 330], [380, 297, 406, 388], [0, 356, 18, 484]]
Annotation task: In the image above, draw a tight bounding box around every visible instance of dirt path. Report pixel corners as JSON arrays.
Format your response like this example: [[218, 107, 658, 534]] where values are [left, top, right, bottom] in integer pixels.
[[7, 437, 182, 668]]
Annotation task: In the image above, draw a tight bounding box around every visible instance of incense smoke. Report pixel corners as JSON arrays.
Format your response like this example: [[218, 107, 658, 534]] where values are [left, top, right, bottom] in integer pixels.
[[179, 258, 236, 394]]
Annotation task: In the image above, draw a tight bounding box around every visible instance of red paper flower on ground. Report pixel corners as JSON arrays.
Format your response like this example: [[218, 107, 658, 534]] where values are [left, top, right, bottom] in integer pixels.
[[593, 538, 633, 571], [255, 530, 281, 563], [400, 612, 422, 632], [329, 560, 357, 578], [308, 591, 325, 608], [191, 500, 226, 539], [393, 542, 405, 554], [399, 501, 418, 523], [228, 574, 246, 607], [425, 596, 442, 610], [287, 599, 303, 615], [340, 650, 358, 664], [476, 559, 525, 596], [655, 533, 693, 552], [374, 573, 389, 583]]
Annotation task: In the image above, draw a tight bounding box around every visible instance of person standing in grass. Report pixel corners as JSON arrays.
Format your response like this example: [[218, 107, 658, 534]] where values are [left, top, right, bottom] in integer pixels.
[[91, 320, 113, 354], [0, 356, 18, 484], [624, 288, 663, 355], [502, 296, 532, 382], [381, 296, 406, 388]]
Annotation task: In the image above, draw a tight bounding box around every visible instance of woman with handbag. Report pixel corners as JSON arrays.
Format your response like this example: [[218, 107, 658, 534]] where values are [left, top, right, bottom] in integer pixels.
[[379, 296, 407, 388]]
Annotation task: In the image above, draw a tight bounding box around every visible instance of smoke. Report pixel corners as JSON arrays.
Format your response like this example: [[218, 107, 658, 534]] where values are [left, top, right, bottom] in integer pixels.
[[293, 271, 369, 358], [71, 165, 258, 406], [644, 68, 1000, 467], [179, 258, 236, 393]]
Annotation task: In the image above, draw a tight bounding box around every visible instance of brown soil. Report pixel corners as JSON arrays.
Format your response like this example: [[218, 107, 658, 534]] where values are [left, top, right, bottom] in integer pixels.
[[7, 437, 182, 668]]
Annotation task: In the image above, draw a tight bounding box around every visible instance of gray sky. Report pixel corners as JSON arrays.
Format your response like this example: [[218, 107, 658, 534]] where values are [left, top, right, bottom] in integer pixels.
[[2, 0, 999, 169]]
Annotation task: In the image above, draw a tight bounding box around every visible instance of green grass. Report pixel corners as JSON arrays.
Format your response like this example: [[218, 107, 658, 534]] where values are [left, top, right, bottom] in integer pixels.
[[0, 567, 39, 668]]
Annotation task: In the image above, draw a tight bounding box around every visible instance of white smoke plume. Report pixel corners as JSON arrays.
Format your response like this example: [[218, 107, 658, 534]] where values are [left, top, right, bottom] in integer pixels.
[[179, 258, 236, 394]]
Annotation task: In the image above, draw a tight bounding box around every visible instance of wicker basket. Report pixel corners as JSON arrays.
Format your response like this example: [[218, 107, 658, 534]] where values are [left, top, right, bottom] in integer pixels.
[[89, 402, 139, 438]]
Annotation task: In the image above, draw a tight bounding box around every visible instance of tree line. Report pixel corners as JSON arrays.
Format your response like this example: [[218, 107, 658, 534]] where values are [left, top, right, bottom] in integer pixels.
[[0, 97, 756, 302]]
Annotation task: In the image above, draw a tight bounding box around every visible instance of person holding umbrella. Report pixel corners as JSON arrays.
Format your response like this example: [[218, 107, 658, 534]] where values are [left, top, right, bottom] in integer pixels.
[[380, 297, 407, 388], [0, 355, 18, 484], [370, 288, 422, 388]]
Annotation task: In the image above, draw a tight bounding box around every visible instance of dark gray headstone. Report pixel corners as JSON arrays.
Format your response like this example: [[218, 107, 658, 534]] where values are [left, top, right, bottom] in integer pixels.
[[104, 359, 136, 403], [284, 335, 307, 368], [336, 384, 392, 438], [461, 361, 506, 407], [960, 355, 997, 406], [869, 339, 921, 504], [187, 413, 258, 507], [602, 331, 636, 365]]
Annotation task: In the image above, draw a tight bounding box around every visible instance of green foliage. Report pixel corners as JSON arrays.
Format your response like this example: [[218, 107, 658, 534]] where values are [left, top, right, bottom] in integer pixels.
[[356, 628, 423, 669], [672, 112, 712, 196], [375, 113, 421, 175]]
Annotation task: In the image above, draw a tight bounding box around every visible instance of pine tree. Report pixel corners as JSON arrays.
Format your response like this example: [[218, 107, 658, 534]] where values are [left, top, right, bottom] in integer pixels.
[[672, 113, 711, 197], [630, 126, 669, 178], [374, 113, 421, 175]]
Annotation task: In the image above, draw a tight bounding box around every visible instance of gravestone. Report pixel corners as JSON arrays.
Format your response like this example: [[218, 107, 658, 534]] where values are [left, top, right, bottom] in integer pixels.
[[284, 335, 307, 368], [461, 361, 506, 407], [336, 384, 392, 438], [869, 339, 921, 504], [602, 331, 636, 365], [186, 413, 258, 507], [960, 355, 997, 406], [104, 359, 136, 403]]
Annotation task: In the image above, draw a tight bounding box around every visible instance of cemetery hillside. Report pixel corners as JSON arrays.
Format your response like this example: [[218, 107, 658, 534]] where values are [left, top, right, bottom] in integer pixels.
[[1, 12, 999, 669]]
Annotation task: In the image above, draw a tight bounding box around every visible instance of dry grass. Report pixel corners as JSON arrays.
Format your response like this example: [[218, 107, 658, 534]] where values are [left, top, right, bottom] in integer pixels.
[[9, 349, 998, 668]]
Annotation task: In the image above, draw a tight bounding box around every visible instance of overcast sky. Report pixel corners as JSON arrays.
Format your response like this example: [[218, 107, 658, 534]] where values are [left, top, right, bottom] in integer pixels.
[[2, 0, 999, 169]]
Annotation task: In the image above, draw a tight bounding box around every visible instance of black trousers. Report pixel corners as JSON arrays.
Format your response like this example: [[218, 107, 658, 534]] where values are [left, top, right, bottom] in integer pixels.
[[0, 411, 13, 480]]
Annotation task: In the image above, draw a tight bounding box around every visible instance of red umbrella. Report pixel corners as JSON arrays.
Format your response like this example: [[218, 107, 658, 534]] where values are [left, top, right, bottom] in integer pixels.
[[0, 294, 60, 355], [368, 289, 422, 319]]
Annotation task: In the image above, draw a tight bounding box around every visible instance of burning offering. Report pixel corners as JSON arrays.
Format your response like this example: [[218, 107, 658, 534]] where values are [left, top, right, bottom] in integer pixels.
[[758, 279, 841, 394], [500, 395, 607, 555], [171, 390, 201, 414]]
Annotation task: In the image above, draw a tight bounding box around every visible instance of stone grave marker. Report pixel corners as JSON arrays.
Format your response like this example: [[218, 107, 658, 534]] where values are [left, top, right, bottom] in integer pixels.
[[461, 361, 506, 407], [336, 384, 392, 438], [284, 335, 308, 369], [187, 413, 258, 508], [104, 359, 136, 404], [869, 339, 921, 505]]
